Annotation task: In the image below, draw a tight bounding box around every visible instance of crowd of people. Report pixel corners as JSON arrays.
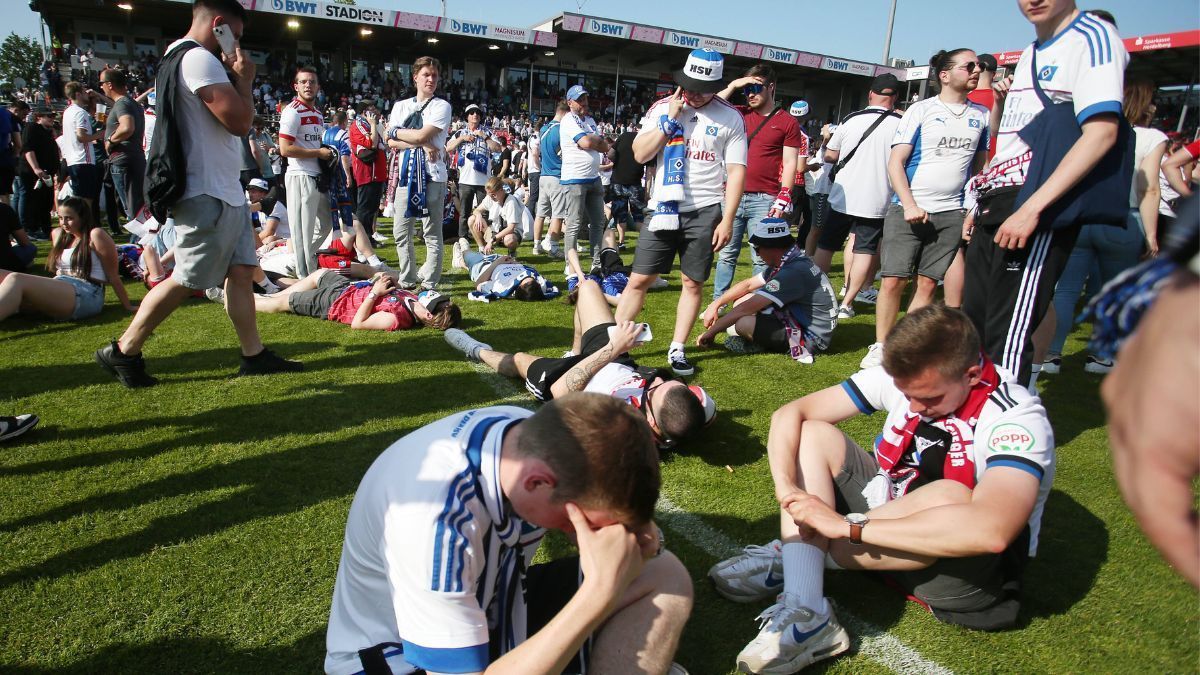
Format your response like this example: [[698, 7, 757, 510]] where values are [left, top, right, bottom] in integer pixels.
[[2, 0, 1199, 673]]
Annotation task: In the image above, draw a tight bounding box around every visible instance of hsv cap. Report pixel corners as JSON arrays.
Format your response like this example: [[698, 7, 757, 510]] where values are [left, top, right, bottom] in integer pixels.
[[417, 290, 451, 311], [789, 100, 810, 117], [688, 385, 717, 426], [566, 84, 589, 101], [673, 48, 726, 94], [749, 217, 795, 247]]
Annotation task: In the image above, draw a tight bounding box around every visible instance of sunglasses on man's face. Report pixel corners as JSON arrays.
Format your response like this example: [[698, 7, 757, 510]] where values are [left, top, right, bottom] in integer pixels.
[[743, 83, 766, 95], [953, 62, 981, 74]]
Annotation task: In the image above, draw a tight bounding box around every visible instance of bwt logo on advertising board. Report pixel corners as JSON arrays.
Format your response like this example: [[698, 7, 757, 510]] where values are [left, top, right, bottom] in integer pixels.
[[271, 0, 317, 15], [672, 33, 700, 48], [450, 19, 489, 36], [324, 5, 387, 24], [588, 19, 626, 36], [766, 48, 794, 63], [823, 57, 849, 71]]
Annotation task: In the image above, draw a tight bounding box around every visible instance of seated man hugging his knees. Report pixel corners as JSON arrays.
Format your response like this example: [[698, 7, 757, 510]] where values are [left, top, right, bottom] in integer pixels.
[[710, 304, 1054, 674], [696, 218, 838, 364], [324, 393, 693, 675]]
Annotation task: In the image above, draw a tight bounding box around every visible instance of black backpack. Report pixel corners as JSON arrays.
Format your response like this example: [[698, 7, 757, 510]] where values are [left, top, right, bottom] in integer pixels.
[[143, 40, 201, 223]]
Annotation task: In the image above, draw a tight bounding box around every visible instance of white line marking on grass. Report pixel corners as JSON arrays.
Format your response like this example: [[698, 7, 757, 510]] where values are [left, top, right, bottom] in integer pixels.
[[463, 362, 953, 675]]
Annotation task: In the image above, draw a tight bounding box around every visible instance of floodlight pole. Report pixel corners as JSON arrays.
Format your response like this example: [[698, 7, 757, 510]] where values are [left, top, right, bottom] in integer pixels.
[[882, 0, 898, 65]]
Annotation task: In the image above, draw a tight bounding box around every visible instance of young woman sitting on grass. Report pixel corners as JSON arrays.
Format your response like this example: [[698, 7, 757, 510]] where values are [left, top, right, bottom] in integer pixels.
[[0, 196, 135, 322], [238, 268, 461, 332]]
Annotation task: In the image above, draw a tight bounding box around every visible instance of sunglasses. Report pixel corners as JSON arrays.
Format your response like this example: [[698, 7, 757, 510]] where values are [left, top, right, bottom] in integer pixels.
[[952, 62, 981, 74], [742, 83, 766, 95], [641, 380, 678, 449]]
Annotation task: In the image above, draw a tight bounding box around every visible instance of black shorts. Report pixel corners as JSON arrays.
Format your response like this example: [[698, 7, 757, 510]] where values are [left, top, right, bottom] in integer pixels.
[[522, 555, 588, 672], [751, 312, 790, 353], [287, 272, 351, 319], [524, 322, 637, 401], [630, 203, 722, 281], [818, 209, 884, 255], [355, 180, 384, 227], [833, 438, 1029, 630]]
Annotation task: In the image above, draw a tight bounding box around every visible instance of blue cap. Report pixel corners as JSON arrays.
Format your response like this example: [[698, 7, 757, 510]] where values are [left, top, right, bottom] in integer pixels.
[[789, 100, 810, 117], [566, 84, 588, 101]]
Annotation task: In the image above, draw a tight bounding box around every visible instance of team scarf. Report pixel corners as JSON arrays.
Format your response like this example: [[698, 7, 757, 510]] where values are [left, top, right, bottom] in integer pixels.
[[763, 246, 814, 363], [399, 146, 429, 218], [649, 115, 687, 231], [874, 355, 1000, 495], [457, 125, 492, 175]]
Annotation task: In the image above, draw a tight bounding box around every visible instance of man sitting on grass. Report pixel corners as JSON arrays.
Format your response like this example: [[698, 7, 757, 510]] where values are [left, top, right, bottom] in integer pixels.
[[324, 393, 693, 675], [444, 277, 715, 448], [223, 268, 460, 331], [695, 218, 837, 363], [709, 304, 1055, 674]]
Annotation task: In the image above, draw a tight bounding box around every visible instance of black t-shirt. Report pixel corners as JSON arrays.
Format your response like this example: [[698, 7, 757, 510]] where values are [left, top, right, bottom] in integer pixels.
[[0, 202, 22, 270], [105, 95, 146, 166], [610, 131, 644, 187], [493, 148, 512, 177], [19, 122, 59, 178]]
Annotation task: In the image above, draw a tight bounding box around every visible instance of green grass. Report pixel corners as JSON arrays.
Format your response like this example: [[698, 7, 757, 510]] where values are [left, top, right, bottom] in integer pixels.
[[1, 226, 1195, 674]]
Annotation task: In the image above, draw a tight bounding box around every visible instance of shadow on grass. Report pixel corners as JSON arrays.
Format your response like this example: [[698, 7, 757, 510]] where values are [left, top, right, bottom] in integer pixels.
[[677, 406, 762, 468], [1035, 361, 1108, 447], [5, 629, 327, 674], [0, 373, 498, 589], [1018, 488, 1107, 622]]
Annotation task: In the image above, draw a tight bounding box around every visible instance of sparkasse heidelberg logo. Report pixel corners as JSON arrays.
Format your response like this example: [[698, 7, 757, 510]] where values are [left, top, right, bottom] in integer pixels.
[[987, 423, 1035, 453]]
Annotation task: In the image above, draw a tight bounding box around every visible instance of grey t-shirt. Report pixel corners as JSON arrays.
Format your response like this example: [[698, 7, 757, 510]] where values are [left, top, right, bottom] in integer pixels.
[[105, 95, 145, 166], [753, 249, 838, 350]]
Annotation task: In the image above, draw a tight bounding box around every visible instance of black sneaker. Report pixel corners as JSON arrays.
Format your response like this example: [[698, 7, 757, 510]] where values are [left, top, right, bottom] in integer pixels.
[[237, 348, 304, 377], [668, 350, 695, 377], [0, 414, 39, 442], [95, 340, 159, 388]]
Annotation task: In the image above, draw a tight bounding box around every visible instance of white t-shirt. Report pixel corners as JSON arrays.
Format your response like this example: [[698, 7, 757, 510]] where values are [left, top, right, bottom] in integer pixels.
[[142, 108, 156, 155], [479, 193, 533, 238], [279, 98, 325, 176], [60, 103, 95, 166], [325, 407, 543, 675], [637, 95, 749, 212], [559, 111, 602, 184], [168, 39, 245, 207], [844, 365, 1055, 555], [584, 362, 647, 405], [453, 127, 493, 186], [527, 130, 541, 174], [891, 97, 990, 213], [1130, 126, 1168, 209], [1159, 154, 1182, 217], [987, 12, 1127, 190], [388, 96, 453, 182], [827, 106, 901, 218], [264, 200, 290, 239]]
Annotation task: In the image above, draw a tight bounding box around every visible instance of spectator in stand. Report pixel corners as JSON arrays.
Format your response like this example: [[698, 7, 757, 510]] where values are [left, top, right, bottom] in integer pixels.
[[1, 196, 134, 321], [18, 107, 58, 239], [61, 81, 105, 209], [448, 103, 502, 265], [279, 65, 335, 279], [349, 100, 387, 239], [100, 68, 147, 219], [386, 56, 453, 290], [713, 64, 801, 300]]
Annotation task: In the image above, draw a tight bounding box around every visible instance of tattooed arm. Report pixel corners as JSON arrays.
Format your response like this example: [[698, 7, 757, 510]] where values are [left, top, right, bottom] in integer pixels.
[[548, 321, 643, 399]]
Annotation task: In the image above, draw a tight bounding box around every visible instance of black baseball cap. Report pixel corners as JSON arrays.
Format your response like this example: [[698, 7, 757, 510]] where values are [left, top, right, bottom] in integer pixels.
[[978, 53, 999, 73], [870, 73, 901, 96]]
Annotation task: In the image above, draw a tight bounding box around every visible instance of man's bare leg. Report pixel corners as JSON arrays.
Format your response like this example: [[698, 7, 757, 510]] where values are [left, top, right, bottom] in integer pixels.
[[671, 274, 704, 346], [477, 349, 540, 379], [840, 253, 877, 310], [588, 551, 694, 675], [117, 278, 195, 355], [942, 249, 966, 308], [224, 264, 265, 357], [615, 272, 655, 323]]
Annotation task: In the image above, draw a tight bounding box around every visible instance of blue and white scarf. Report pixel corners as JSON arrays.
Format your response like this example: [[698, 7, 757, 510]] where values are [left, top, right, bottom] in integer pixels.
[[457, 126, 492, 175], [399, 147, 429, 218], [650, 115, 687, 232], [468, 266, 561, 302]]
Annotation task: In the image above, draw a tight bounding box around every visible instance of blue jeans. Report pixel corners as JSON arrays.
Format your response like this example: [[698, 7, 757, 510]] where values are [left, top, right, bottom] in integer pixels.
[[1048, 212, 1144, 355], [11, 172, 25, 225], [109, 160, 145, 219], [713, 192, 772, 299]]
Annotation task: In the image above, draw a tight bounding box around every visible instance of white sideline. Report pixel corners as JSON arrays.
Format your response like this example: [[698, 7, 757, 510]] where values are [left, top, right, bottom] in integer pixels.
[[464, 359, 953, 674]]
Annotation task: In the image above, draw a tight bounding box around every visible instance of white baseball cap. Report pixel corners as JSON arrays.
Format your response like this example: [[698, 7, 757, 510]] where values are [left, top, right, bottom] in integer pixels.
[[247, 178, 270, 192], [789, 100, 810, 117], [673, 49, 725, 94]]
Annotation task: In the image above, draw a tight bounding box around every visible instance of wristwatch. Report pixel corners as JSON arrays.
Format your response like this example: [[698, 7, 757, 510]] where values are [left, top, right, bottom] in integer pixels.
[[845, 513, 869, 545]]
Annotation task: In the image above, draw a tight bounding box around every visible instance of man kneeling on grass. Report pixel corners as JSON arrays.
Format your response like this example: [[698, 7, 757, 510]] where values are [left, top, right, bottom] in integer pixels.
[[444, 277, 715, 449], [231, 268, 460, 331], [710, 304, 1054, 674], [324, 393, 693, 675], [695, 218, 837, 364]]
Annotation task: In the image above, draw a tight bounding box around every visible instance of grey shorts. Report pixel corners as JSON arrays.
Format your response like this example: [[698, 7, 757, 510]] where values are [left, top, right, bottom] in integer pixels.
[[170, 195, 256, 290], [831, 432, 1024, 617], [630, 204, 722, 281], [494, 228, 524, 246], [536, 175, 567, 220], [287, 271, 351, 319], [56, 275, 104, 320], [880, 204, 965, 281]]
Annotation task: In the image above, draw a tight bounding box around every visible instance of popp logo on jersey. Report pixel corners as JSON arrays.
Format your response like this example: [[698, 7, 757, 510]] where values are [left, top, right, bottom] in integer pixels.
[[987, 424, 1036, 453]]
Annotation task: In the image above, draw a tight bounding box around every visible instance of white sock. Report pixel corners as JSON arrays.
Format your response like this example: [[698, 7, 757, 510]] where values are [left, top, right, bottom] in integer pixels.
[[669, 341, 685, 355], [1027, 364, 1042, 395], [261, 279, 280, 294], [782, 541, 828, 614], [368, 254, 383, 266]]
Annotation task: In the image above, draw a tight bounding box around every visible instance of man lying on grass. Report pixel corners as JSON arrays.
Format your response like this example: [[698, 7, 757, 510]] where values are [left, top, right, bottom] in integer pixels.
[[459, 249, 560, 303], [709, 304, 1055, 674], [695, 218, 837, 364], [213, 268, 460, 331], [324, 392, 693, 675], [444, 277, 715, 449]]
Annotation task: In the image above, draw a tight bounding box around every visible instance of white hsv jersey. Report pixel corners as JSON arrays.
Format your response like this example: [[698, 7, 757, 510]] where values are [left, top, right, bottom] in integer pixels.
[[843, 365, 1055, 555], [279, 99, 325, 176], [891, 96, 990, 212], [827, 107, 901, 218], [985, 12, 1127, 190], [637, 95, 748, 212], [559, 111, 602, 184], [325, 407, 544, 675]]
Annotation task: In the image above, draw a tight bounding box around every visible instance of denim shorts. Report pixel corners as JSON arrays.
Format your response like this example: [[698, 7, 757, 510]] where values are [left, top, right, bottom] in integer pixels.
[[56, 275, 104, 320]]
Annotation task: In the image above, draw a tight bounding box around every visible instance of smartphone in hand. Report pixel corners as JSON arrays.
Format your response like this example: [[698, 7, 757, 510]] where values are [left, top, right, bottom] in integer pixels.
[[213, 23, 237, 58]]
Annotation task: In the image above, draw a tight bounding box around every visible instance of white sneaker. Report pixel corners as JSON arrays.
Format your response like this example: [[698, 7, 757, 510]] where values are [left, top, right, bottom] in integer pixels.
[[1042, 355, 1061, 375], [855, 287, 878, 305], [651, 277, 669, 289], [1084, 355, 1114, 374], [205, 287, 225, 304], [372, 260, 394, 272], [444, 329, 491, 362], [371, 232, 388, 245], [836, 305, 855, 320], [547, 241, 565, 259], [859, 342, 884, 369], [837, 285, 846, 299], [736, 601, 851, 674], [451, 239, 467, 270], [708, 540, 783, 603]]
